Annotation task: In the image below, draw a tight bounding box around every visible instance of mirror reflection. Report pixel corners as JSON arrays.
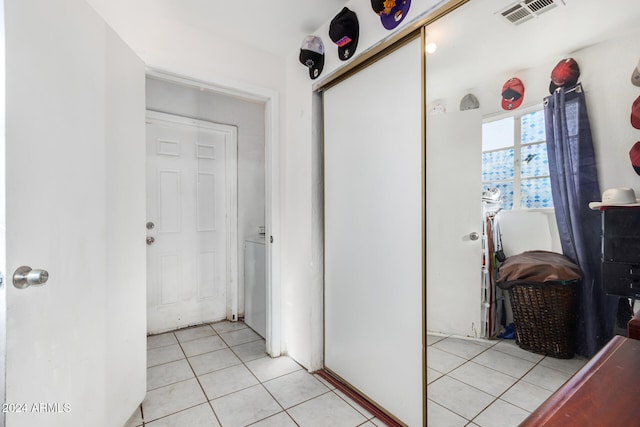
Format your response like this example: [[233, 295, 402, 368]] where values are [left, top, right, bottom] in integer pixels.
[[425, 0, 640, 424]]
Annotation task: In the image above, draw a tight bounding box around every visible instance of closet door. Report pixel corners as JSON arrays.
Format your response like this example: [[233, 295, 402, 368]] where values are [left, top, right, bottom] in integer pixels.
[[323, 37, 423, 426]]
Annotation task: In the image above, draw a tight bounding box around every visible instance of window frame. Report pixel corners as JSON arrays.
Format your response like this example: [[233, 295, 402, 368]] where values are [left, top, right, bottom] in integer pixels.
[[482, 105, 554, 211]]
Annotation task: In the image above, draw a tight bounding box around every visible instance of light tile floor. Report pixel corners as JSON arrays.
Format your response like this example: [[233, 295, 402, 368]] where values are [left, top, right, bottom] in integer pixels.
[[124, 323, 588, 427], [124, 321, 382, 427], [427, 333, 588, 427]]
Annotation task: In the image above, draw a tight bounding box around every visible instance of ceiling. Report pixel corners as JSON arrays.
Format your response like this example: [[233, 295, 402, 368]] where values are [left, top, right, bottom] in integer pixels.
[[86, 0, 640, 92], [86, 0, 351, 57], [426, 0, 640, 100]]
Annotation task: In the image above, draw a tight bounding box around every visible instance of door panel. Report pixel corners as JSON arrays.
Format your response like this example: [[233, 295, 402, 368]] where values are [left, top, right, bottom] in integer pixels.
[[426, 111, 483, 336], [4, 0, 146, 426], [146, 112, 237, 333], [323, 37, 423, 426]]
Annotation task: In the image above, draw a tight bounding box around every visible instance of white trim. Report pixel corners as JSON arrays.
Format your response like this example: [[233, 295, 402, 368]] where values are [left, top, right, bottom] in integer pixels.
[[225, 127, 239, 322], [482, 103, 544, 122], [264, 93, 282, 357], [146, 110, 240, 322], [145, 69, 282, 357]]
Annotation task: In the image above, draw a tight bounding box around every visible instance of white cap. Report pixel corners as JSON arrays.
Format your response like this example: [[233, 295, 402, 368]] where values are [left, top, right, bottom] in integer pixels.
[[301, 35, 324, 55], [632, 59, 640, 87]]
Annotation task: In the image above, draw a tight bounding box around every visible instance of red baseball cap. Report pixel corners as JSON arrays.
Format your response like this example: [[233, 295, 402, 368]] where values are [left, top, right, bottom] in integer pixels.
[[549, 58, 580, 93], [632, 96, 640, 129], [629, 142, 640, 175], [501, 78, 525, 110]]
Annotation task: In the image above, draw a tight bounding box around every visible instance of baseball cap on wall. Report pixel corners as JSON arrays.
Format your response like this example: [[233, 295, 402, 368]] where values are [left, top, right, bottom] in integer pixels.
[[460, 93, 480, 111], [549, 58, 580, 93], [501, 78, 525, 110], [630, 142, 640, 175], [371, 0, 411, 30], [632, 96, 640, 129], [299, 36, 325, 80], [632, 59, 640, 87], [329, 7, 359, 61]]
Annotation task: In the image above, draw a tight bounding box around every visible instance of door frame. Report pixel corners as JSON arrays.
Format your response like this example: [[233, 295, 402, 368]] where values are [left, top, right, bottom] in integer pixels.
[[145, 69, 282, 357], [146, 110, 239, 327]]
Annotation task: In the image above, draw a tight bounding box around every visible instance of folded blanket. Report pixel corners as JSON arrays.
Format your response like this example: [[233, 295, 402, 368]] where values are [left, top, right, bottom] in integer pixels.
[[497, 250, 582, 284]]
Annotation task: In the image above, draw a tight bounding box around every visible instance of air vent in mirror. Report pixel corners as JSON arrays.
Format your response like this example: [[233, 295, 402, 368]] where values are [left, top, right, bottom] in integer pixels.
[[498, 0, 565, 25]]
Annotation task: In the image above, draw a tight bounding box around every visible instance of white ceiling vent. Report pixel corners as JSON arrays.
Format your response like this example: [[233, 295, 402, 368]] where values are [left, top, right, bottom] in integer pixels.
[[498, 0, 565, 25]]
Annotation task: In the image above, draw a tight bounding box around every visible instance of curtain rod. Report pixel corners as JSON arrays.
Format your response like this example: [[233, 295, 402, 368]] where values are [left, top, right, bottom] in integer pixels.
[[552, 83, 583, 95]]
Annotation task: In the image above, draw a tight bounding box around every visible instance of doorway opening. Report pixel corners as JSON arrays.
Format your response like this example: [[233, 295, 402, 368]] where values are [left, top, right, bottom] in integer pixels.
[[144, 70, 281, 356]]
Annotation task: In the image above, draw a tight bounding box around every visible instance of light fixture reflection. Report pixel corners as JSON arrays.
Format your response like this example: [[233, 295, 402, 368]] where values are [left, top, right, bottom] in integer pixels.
[[425, 42, 437, 54]]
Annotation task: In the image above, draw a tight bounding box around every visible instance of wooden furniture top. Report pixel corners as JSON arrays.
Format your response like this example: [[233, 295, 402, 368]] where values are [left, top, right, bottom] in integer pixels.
[[520, 335, 640, 427]]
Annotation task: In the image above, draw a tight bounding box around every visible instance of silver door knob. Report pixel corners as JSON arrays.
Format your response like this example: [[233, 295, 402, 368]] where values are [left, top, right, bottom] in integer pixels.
[[469, 232, 480, 241], [13, 266, 49, 289], [146, 236, 155, 245]]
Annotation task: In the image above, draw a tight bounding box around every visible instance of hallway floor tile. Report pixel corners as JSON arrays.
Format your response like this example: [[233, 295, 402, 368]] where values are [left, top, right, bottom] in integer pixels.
[[127, 321, 380, 427], [426, 333, 587, 426], [126, 323, 588, 427]]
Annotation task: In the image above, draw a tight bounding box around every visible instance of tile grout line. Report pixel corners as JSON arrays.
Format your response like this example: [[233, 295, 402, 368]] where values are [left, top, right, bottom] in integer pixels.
[[428, 337, 543, 425], [192, 322, 267, 427], [466, 349, 565, 425], [427, 398, 473, 425], [215, 323, 302, 426], [160, 327, 224, 426], [143, 321, 260, 425], [428, 335, 586, 426], [144, 322, 375, 426], [233, 328, 370, 426], [330, 388, 380, 422], [210, 322, 302, 425]]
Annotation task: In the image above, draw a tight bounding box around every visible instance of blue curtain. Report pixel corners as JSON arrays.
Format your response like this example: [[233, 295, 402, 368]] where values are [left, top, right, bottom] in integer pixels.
[[544, 84, 617, 358]]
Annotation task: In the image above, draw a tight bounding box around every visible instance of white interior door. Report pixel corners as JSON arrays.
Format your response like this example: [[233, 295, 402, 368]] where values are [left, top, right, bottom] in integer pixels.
[[146, 112, 238, 333], [3, 1, 146, 426], [426, 110, 483, 336], [323, 37, 424, 426]]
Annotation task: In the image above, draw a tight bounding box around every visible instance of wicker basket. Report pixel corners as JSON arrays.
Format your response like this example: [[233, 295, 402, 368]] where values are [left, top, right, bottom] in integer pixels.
[[505, 280, 577, 359]]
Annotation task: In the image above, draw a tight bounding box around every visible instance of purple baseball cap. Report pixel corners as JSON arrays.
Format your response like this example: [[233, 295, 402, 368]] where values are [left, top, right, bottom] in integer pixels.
[[371, 0, 411, 30]]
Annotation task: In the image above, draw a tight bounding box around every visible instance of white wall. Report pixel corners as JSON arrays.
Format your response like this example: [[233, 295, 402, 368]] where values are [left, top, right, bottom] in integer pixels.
[[145, 77, 266, 317], [582, 29, 640, 192]]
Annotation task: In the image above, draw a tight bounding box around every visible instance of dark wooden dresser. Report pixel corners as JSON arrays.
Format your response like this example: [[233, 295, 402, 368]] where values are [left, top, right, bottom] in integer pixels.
[[601, 207, 640, 299], [519, 334, 640, 426]]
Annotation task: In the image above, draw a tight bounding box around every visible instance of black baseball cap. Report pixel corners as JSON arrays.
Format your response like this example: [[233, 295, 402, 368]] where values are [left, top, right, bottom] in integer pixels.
[[299, 36, 325, 80], [329, 7, 359, 61]]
